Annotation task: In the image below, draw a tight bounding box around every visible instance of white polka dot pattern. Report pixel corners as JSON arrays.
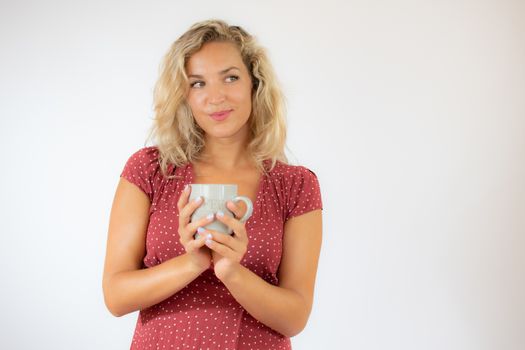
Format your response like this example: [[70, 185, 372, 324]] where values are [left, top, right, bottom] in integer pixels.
[[119, 146, 323, 349]]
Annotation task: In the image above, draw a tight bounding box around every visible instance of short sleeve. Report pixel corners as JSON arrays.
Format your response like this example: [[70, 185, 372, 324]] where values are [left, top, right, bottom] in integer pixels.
[[120, 146, 160, 202], [285, 166, 323, 221]]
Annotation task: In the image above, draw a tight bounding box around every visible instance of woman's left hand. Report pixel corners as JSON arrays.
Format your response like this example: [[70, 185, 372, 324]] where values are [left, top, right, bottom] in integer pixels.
[[203, 201, 249, 281]]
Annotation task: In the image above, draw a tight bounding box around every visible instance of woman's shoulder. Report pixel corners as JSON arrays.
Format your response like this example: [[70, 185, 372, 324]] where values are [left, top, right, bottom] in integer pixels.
[[127, 145, 160, 162], [120, 146, 163, 200], [268, 160, 323, 219], [124, 146, 165, 172], [268, 160, 319, 180]]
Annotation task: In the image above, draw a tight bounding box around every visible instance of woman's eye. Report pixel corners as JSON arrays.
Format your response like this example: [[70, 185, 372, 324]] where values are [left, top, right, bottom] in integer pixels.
[[190, 81, 204, 88], [225, 75, 239, 83]]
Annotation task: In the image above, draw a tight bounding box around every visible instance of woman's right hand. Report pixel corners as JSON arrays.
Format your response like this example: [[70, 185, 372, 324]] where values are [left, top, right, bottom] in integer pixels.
[[177, 185, 214, 272]]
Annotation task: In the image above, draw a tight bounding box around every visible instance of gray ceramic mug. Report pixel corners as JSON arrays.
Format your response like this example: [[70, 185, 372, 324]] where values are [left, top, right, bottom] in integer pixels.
[[189, 184, 253, 238]]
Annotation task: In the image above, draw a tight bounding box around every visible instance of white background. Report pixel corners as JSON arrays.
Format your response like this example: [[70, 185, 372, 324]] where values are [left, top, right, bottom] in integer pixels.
[[1, 0, 524, 349]]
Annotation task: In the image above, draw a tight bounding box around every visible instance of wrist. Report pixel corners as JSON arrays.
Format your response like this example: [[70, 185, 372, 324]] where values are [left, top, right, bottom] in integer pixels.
[[217, 262, 243, 284], [183, 253, 209, 275]]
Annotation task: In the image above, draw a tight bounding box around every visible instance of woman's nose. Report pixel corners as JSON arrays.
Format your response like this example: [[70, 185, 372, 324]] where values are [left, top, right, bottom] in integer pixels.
[[207, 84, 226, 105]]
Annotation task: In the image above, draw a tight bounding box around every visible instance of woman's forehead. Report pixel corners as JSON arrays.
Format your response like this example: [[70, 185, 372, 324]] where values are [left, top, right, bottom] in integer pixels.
[[186, 42, 246, 75]]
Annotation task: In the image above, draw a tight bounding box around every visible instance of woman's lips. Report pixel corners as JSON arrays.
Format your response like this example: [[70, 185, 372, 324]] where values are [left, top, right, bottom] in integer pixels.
[[210, 109, 232, 121]]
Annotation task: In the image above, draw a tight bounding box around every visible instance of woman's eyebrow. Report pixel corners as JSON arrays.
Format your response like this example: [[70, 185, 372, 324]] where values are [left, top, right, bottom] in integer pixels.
[[219, 66, 240, 74], [188, 66, 240, 79]]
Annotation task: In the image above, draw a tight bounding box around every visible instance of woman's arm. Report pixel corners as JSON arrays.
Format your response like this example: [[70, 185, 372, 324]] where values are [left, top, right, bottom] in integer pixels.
[[102, 178, 207, 317], [218, 209, 322, 337]]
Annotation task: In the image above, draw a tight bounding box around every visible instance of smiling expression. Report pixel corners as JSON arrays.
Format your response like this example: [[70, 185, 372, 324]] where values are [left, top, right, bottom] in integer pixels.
[[185, 41, 253, 141]]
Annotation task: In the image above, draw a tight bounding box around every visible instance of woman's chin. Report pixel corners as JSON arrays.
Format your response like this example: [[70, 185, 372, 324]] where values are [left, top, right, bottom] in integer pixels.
[[204, 125, 249, 141]]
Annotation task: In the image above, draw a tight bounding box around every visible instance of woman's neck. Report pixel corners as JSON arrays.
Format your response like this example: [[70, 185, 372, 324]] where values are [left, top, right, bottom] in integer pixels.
[[198, 134, 253, 171]]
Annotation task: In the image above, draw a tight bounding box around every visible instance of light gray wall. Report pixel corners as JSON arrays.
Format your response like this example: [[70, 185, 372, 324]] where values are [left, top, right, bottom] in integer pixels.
[[1, 0, 524, 349]]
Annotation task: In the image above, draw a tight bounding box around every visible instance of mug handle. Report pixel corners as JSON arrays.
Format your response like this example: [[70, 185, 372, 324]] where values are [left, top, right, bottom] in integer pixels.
[[232, 196, 253, 223]]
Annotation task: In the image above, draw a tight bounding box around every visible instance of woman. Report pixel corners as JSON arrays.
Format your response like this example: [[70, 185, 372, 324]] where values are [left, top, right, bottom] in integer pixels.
[[103, 19, 323, 349]]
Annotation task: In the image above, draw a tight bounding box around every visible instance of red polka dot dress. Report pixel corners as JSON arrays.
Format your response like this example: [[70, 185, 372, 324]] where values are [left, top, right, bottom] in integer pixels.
[[119, 146, 323, 350]]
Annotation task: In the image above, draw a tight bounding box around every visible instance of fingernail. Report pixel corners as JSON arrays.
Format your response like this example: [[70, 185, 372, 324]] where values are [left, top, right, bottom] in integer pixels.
[[205, 239, 212, 246], [197, 227, 205, 233], [206, 233, 212, 239], [216, 210, 224, 217], [194, 196, 202, 204], [206, 213, 214, 220], [184, 184, 189, 191]]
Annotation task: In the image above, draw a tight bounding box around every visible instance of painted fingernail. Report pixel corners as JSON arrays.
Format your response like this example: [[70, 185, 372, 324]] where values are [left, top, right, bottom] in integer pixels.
[[197, 227, 205, 233], [206, 213, 214, 220], [206, 233, 212, 239], [194, 196, 202, 204], [216, 210, 224, 217]]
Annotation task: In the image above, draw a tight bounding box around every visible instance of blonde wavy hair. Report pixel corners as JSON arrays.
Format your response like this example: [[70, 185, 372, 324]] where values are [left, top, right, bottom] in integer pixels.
[[145, 19, 288, 178]]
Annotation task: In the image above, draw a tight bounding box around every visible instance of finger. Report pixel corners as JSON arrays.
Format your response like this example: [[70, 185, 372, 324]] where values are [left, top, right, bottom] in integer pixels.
[[177, 185, 191, 211], [191, 226, 211, 241], [180, 219, 213, 244], [186, 213, 215, 234], [179, 195, 204, 226], [226, 201, 244, 219], [186, 234, 208, 251], [205, 229, 245, 253], [179, 213, 212, 244], [215, 211, 247, 241], [205, 236, 236, 258]]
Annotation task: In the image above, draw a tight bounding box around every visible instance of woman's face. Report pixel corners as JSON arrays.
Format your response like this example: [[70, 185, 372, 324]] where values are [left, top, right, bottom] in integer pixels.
[[185, 41, 253, 141]]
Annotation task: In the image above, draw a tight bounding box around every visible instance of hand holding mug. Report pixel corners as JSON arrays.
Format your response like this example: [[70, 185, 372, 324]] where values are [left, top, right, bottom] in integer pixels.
[[188, 184, 254, 280], [199, 200, 250, 281], [176, 185, 214, 272]]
